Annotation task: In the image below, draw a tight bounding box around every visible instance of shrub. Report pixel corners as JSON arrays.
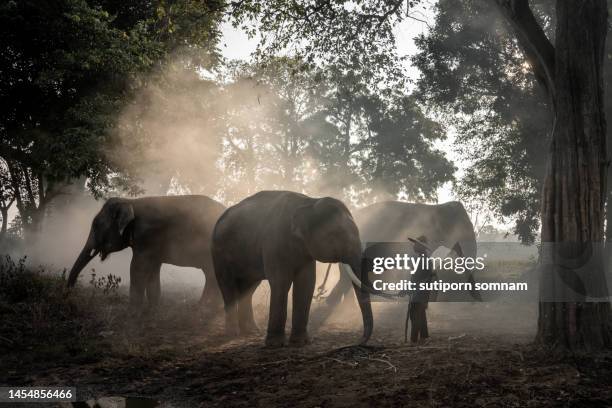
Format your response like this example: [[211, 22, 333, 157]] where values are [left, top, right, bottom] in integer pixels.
[[0, 256, 121, 369]]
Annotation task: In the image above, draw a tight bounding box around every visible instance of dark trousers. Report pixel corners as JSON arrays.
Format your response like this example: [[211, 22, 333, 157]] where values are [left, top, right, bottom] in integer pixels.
[[409, 302, 429, 342]]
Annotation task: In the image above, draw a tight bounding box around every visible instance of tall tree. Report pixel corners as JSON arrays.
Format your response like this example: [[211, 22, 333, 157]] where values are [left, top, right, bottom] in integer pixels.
[[0, 159, 15, 239], [0, 0, 222, 238], [216, 58, 321, 201], [203, 57, 453, 204], [496, 0, 610, 348], [226, 0, 612, 349], [413, 0, 551, 244], [310, 65, 454, 204]]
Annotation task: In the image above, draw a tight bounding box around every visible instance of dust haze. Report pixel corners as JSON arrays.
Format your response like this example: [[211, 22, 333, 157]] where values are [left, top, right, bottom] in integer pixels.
[[13, 54, 536, 340]]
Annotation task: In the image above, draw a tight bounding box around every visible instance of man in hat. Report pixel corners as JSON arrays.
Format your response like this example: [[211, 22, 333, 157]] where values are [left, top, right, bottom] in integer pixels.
[[405, 235, 433, 343]]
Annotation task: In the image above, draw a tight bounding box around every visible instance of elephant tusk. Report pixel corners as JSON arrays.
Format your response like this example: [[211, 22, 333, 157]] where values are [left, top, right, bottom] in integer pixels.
[[342, 263, 396, 299]]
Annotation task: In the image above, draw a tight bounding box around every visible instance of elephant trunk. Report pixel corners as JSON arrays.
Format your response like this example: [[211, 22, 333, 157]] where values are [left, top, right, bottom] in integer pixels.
[[67, 231, 98, 287], [347, 257, 373, 344]]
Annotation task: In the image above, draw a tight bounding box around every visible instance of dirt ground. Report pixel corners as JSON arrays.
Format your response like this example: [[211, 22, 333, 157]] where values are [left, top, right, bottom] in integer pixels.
[[2, 285, 612, 408]]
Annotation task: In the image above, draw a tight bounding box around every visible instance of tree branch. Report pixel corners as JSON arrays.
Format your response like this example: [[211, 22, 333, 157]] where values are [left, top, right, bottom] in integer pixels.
[[7, 163, 25, 216], [495, 0, 556, 99], [358, 0, 405, 30], [406, 13, 431, 29], [0, 144, 32, 167]]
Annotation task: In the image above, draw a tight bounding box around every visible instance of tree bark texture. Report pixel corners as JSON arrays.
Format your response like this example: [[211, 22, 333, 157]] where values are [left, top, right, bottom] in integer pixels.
[[537, 0, 611, 349]]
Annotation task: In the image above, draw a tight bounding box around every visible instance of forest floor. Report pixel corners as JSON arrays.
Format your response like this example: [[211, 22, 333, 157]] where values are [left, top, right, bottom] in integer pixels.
[[1, 264, 612, 407]]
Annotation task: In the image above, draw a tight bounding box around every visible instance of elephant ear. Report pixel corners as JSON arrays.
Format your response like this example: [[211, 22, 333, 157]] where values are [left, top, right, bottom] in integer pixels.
[[291, 197, 342, 239], [291, 203, 313, 240], [112, 201, 135, 236]]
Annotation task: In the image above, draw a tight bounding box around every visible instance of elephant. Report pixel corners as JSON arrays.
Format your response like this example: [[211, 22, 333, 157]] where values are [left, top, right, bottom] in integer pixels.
[[67, 195, 226, 309], [211, 190, 373, 347], [325, 200, 480, 306]]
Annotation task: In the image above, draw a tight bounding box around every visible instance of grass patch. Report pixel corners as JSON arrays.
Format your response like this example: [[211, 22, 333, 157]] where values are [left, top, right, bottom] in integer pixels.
[[0, 256, 123, 369], [0, 256, 216, 376]]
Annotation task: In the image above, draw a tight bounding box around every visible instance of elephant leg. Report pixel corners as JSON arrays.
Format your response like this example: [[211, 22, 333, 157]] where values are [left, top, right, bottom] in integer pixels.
[[238, 281, 260, 335], [290, 261, 316, 346], [266, 272, 291, 347], [214, 258, 240, 337], [145, 263, 162, 309], [129, 254, 151, 309], [199, 258, 223, 311]]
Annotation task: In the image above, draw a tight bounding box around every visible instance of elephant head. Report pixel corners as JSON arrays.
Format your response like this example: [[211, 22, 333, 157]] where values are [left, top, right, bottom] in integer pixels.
[[67, 198, 135, 287], [291, 197, 373, 343]]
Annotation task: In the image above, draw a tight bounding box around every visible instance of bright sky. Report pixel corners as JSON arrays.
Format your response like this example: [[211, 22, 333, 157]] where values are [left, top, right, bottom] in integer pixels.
[[219, 4, 459, 204]]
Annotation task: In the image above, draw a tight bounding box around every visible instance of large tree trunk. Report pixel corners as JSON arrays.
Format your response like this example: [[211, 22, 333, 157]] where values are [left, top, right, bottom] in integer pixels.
[[0, 207, 7, 240], [605, 114, 612, 270], [604, 17, 612, 257], [537, 0, 612, 350]]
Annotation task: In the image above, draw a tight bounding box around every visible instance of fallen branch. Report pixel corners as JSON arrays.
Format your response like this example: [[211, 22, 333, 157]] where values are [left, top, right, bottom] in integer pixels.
[[448, 334, 467, 342], [366, 356, 398, 373], [0, 334, 13, 345], [324, 357, 358, 368], [256, 358, 293, 367]]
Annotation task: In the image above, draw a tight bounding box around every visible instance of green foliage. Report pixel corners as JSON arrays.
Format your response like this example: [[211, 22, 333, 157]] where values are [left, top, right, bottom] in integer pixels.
[[0, 256, 111, 364], [0, 256, 43, 303], [2, 0, 153, 186], [413, 0, 552, 243], [229, 0, 417, 87], [217, 57, 453, 204], [219, 58, 318, 201], [308, 65, 455, 203], [0, 0, 222, 235], [89, 271, 122, 296], [223, 0, 573, 242]]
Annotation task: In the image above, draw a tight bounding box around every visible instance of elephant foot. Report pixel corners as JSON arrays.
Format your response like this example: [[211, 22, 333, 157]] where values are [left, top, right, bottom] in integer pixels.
[[224, 313, 240, 338], [201, 304, 224, 321], [239, 322, 260, 336], [128, 299, 146, 313], [225, 327, 240, 338], [289, 332, 310, 347], [199, 297, 224, 312], [264, 334, 285, 348], [126, 304, 147, 321], [145, 302, 160, 316], [358, 335, 370, 346]]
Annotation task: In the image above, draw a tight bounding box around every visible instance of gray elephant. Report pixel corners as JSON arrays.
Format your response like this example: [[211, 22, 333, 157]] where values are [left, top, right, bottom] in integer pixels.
[[326, 201, 480, 305], [67, 195, 226, 309], [211, 190, 373, 347]]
